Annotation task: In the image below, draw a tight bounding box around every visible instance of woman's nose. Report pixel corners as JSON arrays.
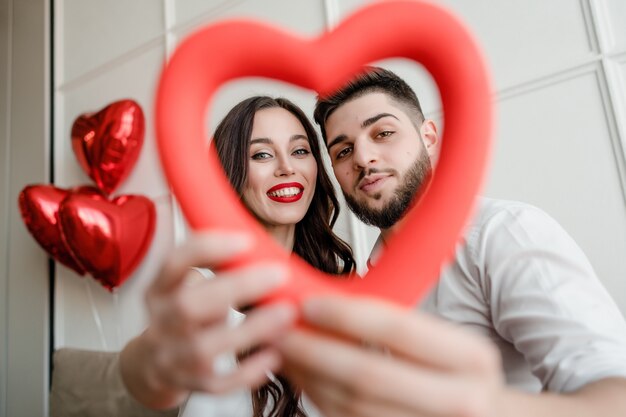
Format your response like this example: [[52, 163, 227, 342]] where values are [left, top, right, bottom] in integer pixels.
[[275, 155, 295, 176]]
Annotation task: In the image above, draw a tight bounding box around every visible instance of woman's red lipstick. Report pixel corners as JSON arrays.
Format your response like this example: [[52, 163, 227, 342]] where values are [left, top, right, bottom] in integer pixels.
[[267, 182, 304, 203]]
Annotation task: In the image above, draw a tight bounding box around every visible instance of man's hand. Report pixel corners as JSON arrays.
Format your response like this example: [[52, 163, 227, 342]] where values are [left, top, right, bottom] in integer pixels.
[[276, 295, 504, 417]]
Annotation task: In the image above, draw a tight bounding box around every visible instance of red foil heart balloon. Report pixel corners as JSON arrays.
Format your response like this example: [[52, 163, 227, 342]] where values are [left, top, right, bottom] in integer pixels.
[[58, 194, 156, 291], [156, 1, 493, 306], [71, 99, 145, 195], [18, 185, 103, 275]]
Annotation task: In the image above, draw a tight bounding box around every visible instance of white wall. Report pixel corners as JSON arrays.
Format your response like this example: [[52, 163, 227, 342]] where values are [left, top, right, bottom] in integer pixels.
[[52, 0, 626, 352], [445, 0, 626, 311], [51, 0, 336, 352]]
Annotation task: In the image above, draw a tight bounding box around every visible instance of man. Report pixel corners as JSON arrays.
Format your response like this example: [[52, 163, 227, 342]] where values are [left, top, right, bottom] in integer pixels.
[[274, 67, 626, 417]]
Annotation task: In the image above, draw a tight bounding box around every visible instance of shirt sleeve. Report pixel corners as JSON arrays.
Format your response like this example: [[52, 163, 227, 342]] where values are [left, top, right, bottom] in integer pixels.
[[474, 203, 626, 392]]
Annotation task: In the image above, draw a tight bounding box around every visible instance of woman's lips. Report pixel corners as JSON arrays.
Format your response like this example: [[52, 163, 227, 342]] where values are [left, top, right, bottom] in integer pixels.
[[267, 182, 304, 203]]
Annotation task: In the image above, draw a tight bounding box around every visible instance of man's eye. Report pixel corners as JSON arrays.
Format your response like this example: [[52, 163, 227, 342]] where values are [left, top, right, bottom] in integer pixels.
[[335, 146, 352, 160], [377, 130, 394, 138], [251, 152, 272, 160]]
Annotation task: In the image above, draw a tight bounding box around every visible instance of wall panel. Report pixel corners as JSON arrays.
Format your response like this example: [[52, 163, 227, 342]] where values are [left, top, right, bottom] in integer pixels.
[[486, 70, 626, 310], [59, 0, 164, 83], [54, 2, 174, 348]]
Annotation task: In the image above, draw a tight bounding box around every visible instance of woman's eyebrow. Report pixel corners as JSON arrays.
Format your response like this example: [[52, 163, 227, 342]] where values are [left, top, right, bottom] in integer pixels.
[[250, 137, 272, 145], [250, 135, 308, 145]]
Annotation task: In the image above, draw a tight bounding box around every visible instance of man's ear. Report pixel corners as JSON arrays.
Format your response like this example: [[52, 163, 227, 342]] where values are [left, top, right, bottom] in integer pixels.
[[420, 119, 439, 160]]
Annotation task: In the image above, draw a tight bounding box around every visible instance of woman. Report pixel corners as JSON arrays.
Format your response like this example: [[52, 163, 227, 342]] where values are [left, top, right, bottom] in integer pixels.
[[213, 96, 353, 276], [120, 96, 354, 416]]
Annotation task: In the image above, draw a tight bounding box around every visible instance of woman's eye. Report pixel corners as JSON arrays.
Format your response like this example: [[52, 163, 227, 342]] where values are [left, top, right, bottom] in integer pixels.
[[335, 146, 352, 160], [251, 151, 272, 160], [292, 148, 310, 156]]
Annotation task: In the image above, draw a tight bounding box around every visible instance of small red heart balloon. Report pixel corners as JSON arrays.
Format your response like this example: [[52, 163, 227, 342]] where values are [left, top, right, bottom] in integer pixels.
[[58, 194, 156, 291], [18, 184, 103, 275], [71, 99, 145, 195], [156, 0, 493, 307]]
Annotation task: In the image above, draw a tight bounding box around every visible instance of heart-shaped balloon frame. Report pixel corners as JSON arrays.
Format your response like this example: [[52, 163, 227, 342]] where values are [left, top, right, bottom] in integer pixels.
[[18, 184, 156, 291], [71, 99, 145, 196], [59, 193, 156, 291], [156, 0, 492, 307]]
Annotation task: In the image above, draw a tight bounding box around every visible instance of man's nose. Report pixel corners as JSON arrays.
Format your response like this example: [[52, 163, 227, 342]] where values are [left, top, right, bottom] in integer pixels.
[[352, 140, 378, 170]]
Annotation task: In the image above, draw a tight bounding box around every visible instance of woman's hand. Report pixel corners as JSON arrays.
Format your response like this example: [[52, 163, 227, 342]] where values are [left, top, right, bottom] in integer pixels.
[[276, 296, 504, 417], [120, 232, 297, 410]]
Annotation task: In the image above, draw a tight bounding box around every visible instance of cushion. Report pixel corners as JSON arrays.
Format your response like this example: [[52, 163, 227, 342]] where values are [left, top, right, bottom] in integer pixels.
[[50, 348, 179, 417]]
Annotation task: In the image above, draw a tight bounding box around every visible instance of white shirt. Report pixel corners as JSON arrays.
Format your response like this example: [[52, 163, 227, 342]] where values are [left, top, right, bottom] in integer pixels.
[[412, 198, 626, 392]]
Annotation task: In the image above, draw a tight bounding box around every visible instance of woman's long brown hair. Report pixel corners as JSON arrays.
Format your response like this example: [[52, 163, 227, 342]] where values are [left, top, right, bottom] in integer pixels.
[[212, 96, 355, 416]]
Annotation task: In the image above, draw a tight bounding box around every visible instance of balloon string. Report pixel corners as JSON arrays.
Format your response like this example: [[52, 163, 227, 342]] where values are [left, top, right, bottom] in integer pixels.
[[84, 279, 108, 350], [112, 290, 122, 350]]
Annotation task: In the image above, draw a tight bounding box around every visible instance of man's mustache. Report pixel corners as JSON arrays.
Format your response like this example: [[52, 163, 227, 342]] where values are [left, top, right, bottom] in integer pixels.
[[356, 168, 398, 186]]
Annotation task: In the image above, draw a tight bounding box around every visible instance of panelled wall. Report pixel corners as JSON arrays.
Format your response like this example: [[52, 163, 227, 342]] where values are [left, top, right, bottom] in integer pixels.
[[53, 0, 626, 351], [52, 0, 333, 351]]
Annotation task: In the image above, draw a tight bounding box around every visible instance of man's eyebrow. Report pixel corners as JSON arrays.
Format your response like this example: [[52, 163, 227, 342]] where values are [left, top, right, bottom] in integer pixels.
[[327, 134, 347, 151], [361, 113, 399, 128], [327, 113, 399, 150]]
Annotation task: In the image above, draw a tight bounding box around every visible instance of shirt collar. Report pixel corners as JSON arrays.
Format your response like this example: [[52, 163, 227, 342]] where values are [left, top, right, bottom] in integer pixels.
[[366, 234, 385, 272]]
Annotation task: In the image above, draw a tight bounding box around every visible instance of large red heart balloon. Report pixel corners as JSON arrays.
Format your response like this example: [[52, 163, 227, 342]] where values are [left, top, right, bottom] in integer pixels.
[[18, 185, 103, 275], [58, 194, 156, 291], [155, 1, 493, 307], [71, 99, 145, 195]]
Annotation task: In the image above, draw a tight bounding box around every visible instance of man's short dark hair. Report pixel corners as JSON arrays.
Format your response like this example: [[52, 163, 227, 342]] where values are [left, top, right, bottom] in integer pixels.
[[313, 66, 425, 143]]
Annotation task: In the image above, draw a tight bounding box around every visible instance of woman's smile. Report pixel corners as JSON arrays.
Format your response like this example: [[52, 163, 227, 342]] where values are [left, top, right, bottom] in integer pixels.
[[267, 182, 304, 203]]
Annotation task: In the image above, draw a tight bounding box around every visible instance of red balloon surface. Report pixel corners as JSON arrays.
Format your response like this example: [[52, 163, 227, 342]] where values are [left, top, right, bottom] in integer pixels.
[[71, 99, 145, 195], [58, 194, 156, 291], [18, 185, 104, 274], [156, 1, 493, 307]]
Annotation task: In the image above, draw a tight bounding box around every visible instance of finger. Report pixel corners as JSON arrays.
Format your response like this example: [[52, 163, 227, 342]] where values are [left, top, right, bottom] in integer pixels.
[[197, 348, 283, 394], [179, 303, 297, 373], [150, 232, 253, 295], [279, 328, 496, 417], [169, 264, 290, 327], [279, 328, 400, 405], [287, 362, 420, 417], [156, 303, 296, 375], [300, 296, 499, 374]]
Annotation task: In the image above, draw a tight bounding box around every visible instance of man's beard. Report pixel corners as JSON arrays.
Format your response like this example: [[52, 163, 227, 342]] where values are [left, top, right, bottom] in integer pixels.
[[344, 152, 432, 229]]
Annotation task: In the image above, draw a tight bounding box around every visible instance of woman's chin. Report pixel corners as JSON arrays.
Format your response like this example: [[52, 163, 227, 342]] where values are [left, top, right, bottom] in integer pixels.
[[270, 213, 307, 228]]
